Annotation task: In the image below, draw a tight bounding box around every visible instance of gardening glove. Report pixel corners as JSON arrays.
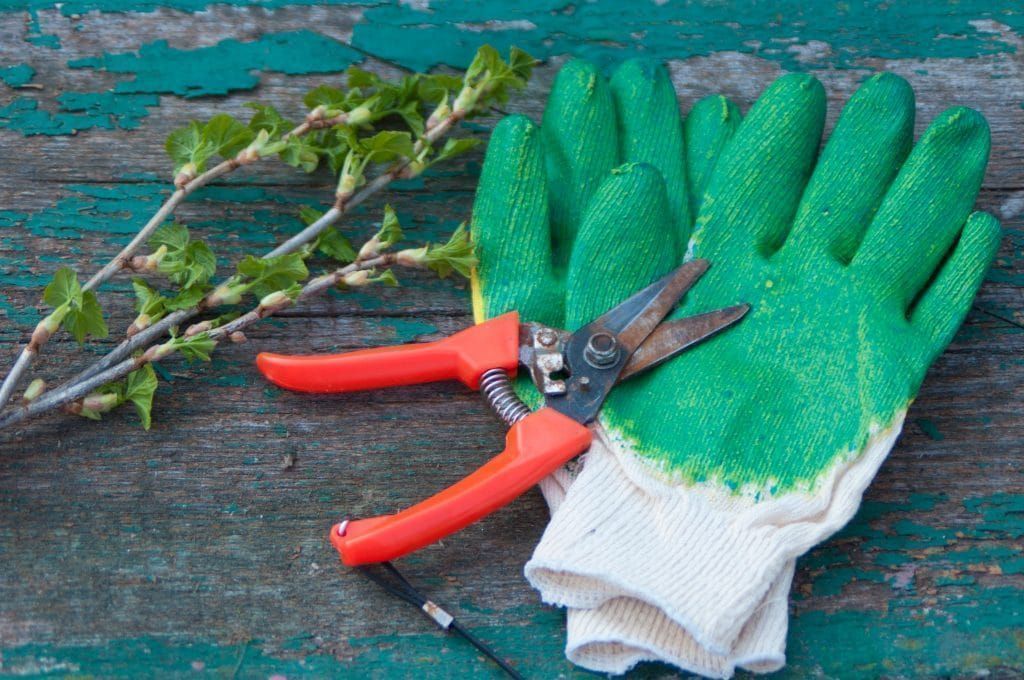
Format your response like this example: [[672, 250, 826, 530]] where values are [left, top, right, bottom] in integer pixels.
[[471, 58, 797, 675], [525, 67, 1002, 676]]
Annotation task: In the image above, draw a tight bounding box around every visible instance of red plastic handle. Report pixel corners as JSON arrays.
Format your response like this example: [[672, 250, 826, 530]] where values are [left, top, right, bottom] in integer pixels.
[[256, 312, 520, 392], [329, 407, 592, 566]]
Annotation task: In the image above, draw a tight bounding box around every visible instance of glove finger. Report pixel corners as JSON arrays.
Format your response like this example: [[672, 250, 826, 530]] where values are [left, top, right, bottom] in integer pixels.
[[910, 210, 1001, 358], [852, 107, 990, 309], [783, 72, 915, 264], [694, 74, 826, 261], [470, 114, 561, 327], [684, 94, 742, 225], [609, 59, 690, 242], [564, 163, 680, 331], [542, 59, 618, 271]]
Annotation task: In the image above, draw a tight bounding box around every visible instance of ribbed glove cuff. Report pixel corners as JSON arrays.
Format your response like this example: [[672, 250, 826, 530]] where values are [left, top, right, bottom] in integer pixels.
[[563, 561, 793, 677], [526, 417, 903, 654]]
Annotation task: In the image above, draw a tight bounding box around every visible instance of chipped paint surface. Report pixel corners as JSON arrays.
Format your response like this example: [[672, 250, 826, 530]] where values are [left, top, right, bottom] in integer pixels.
[[351, 1, 1024, 72], [2, 31, 362, 135], [69, 31, 362, 99], [0, 1, 1020, 677], [0, 495, 1019, 677]]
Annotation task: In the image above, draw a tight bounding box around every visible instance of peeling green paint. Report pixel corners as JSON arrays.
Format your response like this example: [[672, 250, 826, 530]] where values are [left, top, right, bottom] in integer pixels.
[[964, 493, 1024, 539], [2, 31, 361, 136], [0, 0, 364, 13], [0, 182, 320, 268], [384, 318, 438, 342], [352, 1, 1024, 73], [798, 492, 1024, 606], [786, 587, 1024, 678], [0, 92, 158, 135], [25, 7, 60, 48], [915, 417, 945, 440], [0, 613, 575, 678], [70, 31, 361, 99], [2, 575, 1022, 678], [0, 63, 34, 87]]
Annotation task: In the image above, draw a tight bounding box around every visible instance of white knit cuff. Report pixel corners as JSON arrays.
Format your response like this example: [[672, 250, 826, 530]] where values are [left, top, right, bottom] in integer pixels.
[[538, 463, 578, 515], [564, 561, 794, 677], [526, 415, 903, 654]]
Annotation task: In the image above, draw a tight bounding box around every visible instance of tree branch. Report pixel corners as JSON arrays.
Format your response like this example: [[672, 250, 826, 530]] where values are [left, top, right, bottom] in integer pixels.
[[0, 254, 395, 431], [0, 116, 343, 412], [50, 103, 470, 396]]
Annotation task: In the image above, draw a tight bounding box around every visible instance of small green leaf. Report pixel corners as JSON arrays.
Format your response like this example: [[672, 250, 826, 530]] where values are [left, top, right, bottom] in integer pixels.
[[361, 130, 414, 163], [184, 241, 216, 287], [125, 364, 158, 430], [299, 206, 325, 226], [43, 267, 82, 309], [279, 136, 320, 173], [462, 45, 537, 110], [370, 269, 399, 287], [173, 333, 217, 363], [418, 73, 463, 103], [203, 113, 255, 159], [304, 84, 348, 110], [258, 139, 288, 157], [236, 253, 309, 298], [377, 205, 403, 249], [132, 278, 165, 317], [424, 223, 476, 279], [149, 223, 190, 252], [394, 99, 425, 139], [151, 224, 217, 288], [317, 228, 357, 263], [508, 47, 538, 79], [435, 137, 481, 164], [63, 290, 108, 344], [464, 45, 501, 84], [347, 66, 382, 90], [165, 121, 216, 174], [246, 103, 291, 138], [164, 284, 209, 311], [43, 267, 108, 343], [279, 282, 304, 301]]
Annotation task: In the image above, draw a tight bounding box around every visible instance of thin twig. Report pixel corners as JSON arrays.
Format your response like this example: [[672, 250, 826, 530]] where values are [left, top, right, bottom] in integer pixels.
[[0, 255, 395, 430], [60, 205, 341, 390], [270, 105, 466, 256], [0, 115, 338, 412], [54, 105, 469, 394]]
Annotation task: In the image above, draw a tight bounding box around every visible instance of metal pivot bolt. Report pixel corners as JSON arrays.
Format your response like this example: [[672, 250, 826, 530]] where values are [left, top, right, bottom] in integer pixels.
[[584, 332, 619, 368], [536, 328, 558, 347]]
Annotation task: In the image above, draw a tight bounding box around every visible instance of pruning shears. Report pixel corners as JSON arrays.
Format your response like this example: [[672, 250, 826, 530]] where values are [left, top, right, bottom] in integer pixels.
[[256, 259, 748, 566]]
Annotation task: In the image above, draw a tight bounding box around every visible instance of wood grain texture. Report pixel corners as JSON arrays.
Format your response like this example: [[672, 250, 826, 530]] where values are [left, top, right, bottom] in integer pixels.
[[0, 2, 1022, 678]]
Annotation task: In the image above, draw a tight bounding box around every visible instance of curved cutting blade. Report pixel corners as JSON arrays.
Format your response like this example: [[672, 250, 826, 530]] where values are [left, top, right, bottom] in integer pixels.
[[548, 260, 711, 424], [619, 303, 750, 381]]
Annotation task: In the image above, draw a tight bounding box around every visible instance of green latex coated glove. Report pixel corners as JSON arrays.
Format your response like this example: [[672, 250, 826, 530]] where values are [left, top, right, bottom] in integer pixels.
[[471, 58, 740, 330], [523, 70, 1002, 669], [472, 59, 803, 676]]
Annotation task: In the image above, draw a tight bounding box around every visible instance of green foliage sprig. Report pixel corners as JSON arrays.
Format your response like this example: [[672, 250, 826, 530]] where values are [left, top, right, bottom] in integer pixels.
[[39, 268, 108, 346], [1, 45, 533, 431]]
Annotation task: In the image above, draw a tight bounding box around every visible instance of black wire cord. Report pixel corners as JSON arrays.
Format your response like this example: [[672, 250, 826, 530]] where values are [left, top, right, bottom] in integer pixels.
[[356, 562, 525, 680]]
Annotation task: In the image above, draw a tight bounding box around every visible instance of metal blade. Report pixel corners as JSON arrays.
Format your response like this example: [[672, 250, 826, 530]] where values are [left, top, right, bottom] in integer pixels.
[[619, 303, 750, 381], [546, 260, 710, 424], [584, 259, 710, 356]]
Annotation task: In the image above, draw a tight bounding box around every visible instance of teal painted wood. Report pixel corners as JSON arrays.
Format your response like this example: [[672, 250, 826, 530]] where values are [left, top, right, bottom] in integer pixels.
[[0, 2, 1021, 678]]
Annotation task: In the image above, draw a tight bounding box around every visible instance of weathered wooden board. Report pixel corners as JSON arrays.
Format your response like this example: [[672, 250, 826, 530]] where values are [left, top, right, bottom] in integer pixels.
[[0, 2, 1022, 678]]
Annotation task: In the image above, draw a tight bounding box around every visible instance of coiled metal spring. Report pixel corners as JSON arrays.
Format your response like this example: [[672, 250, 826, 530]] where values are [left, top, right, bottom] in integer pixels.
[[479, 368, 531, 426]]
